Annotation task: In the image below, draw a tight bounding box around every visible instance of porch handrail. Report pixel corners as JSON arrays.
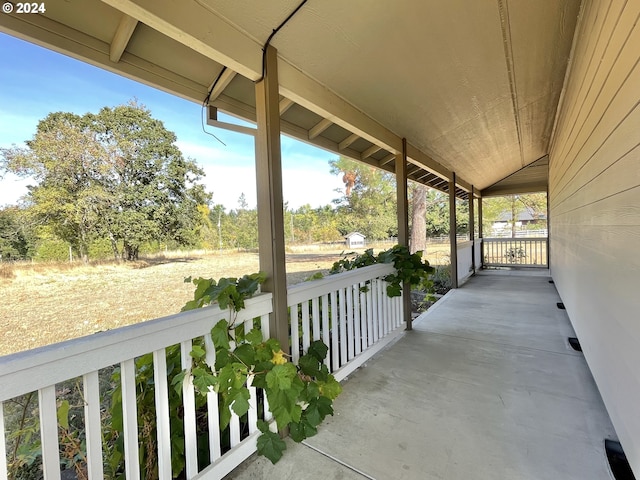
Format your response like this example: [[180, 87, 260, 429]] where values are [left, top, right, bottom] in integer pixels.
[[287, 263, 404, 381], [0, 295, 273, 402], [1, 295, 273, 480], [482, 237, 548, 267], [1, 263, 407, 479]]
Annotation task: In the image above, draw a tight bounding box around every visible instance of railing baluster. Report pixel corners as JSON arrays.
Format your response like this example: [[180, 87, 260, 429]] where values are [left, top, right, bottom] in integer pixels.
[[377, 280, 385, 337], [180, 341, 198, 479], [203, 334, 221, 462], [290, 303, 300, 364], [373, 278, 384, 342], [83, 371, 104, 479], [243, 317, 258, 435], [247, 376, 258, 435], [339, 288, 347, 366], [354, 284, 362, 355], [366, 283, 374, 346], [321, 295, 330, 367], [312, 297, 321, 341], [0, 402, 6, 479], [120, 359, 140, 480], [346, 286, 355, 361], [302, 300, 311, 353], [153, 349, 173, 480], [385, 281, 391, 332], [331, 291, 339, 372], [359, 283, 367, 351], [261, 313, 270, 339], [230, 412, 241, 448], [39, 385, 61, 480]]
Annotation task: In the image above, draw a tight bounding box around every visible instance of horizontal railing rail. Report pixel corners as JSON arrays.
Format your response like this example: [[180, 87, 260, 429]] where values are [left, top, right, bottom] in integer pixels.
[[482, 237, 548, 267], [1, 263, 407, 479]]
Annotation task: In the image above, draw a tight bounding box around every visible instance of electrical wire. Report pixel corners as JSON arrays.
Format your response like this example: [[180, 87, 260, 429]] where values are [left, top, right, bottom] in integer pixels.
[[200, 66, 229, 146], [255, 0, 309, 83], [200, 0, 308, 142]]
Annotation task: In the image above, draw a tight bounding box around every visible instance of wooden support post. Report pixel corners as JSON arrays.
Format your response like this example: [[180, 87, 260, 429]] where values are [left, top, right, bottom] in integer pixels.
[[469, 186, 475, 273], [546, 186, 551, 269], [396, 138, 412, 330], [478, 193, 483, 268], [255, 45, 289, 354], [449, 174, 459, 289]]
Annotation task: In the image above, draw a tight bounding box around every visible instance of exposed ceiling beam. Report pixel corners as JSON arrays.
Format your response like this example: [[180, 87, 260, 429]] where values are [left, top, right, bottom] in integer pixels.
[[406, 144, 451, 182], [207, 68, 237, 103], [99, 0, 474, 191], [213, 94, 394, 175], [361, 145, 382, 160], [308, 118, 333, 140], [481, 182, 548, 197], [380, 154, 395, 166], [279, 97, 295, 115], [339, 133, 359, 151], [101, 0, 262, 79], [109, 14, 138, 63], [0, 11, 208, 102]]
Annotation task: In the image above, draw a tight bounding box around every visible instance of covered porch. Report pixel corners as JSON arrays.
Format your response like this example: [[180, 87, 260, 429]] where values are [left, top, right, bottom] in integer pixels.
[[1, 0, 639, 477], [229, 270, 615, 479]]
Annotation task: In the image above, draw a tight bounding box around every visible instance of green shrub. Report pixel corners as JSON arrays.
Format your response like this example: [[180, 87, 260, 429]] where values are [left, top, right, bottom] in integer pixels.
[[33, 239, 69, 262]]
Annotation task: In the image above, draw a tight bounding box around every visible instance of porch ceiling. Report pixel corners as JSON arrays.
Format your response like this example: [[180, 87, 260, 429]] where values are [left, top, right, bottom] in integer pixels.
[[0, 0, 581, 198]]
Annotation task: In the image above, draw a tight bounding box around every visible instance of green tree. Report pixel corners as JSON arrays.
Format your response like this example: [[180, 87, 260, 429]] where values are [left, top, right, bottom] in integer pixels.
[[228, 194, 258, 250], [1, 112, 106, 262], [482, 193, 547, 237], [330, 156, 396, 240], [0, 206, 35, 260], [1, 103, 211, 261]]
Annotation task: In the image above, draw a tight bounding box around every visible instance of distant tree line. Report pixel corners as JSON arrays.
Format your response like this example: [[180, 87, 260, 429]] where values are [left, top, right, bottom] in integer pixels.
[[2, 103, 529, 264]]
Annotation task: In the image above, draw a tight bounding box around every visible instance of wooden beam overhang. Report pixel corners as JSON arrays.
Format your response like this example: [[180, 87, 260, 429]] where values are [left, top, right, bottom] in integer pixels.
[[339, 133, 359, 151], [308, 118, 333, 140], [109, 14, 138, 63], [279, 97, 295, 115], [207, 68, 237, 103], [96, 0, 475, 193]]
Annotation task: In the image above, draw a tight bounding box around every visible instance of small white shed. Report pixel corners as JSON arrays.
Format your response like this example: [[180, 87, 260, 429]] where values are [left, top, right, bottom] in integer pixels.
[[344, 232, 366, 248]]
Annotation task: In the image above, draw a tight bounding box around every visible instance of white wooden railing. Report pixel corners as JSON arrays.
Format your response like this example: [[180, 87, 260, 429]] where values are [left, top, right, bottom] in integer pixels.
[[456, 240, 474, 284], [0, 264, 406, 479], [482, 237, 548, 267], [287, 263, 404, 382], [0, 295, 273, 480]]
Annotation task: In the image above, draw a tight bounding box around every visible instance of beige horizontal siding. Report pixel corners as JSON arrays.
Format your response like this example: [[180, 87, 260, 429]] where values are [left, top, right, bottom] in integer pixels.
[[549, 0, 640, 474]]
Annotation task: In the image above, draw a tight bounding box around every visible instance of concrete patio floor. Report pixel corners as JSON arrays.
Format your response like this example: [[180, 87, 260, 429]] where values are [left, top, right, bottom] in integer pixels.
[[226, 270, 617, 479]]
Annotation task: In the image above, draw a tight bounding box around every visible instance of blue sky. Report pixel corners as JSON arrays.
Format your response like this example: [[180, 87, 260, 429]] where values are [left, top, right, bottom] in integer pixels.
[[0, 32, 344, 210]]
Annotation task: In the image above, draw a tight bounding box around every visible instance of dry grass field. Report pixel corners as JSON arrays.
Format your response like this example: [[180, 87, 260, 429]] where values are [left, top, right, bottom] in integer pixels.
[[0, 244, 450, 356]]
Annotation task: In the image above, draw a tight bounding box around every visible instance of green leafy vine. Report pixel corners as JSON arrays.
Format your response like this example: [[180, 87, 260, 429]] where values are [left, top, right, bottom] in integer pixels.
[[179, 273, 342, 464], [329, 245, 435, 299]]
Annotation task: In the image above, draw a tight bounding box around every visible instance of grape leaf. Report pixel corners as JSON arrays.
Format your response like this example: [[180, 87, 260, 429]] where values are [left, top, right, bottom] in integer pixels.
[[289, 419, 317, 442], [211, 320, 230, 350], [257, 430, 286, 464], [266, 363, 297, 391], [307, 340, 328, 362]]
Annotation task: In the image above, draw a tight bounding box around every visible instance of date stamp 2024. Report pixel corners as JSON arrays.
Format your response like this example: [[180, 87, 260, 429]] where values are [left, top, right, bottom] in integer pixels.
[[3, 2, 46, 14]]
